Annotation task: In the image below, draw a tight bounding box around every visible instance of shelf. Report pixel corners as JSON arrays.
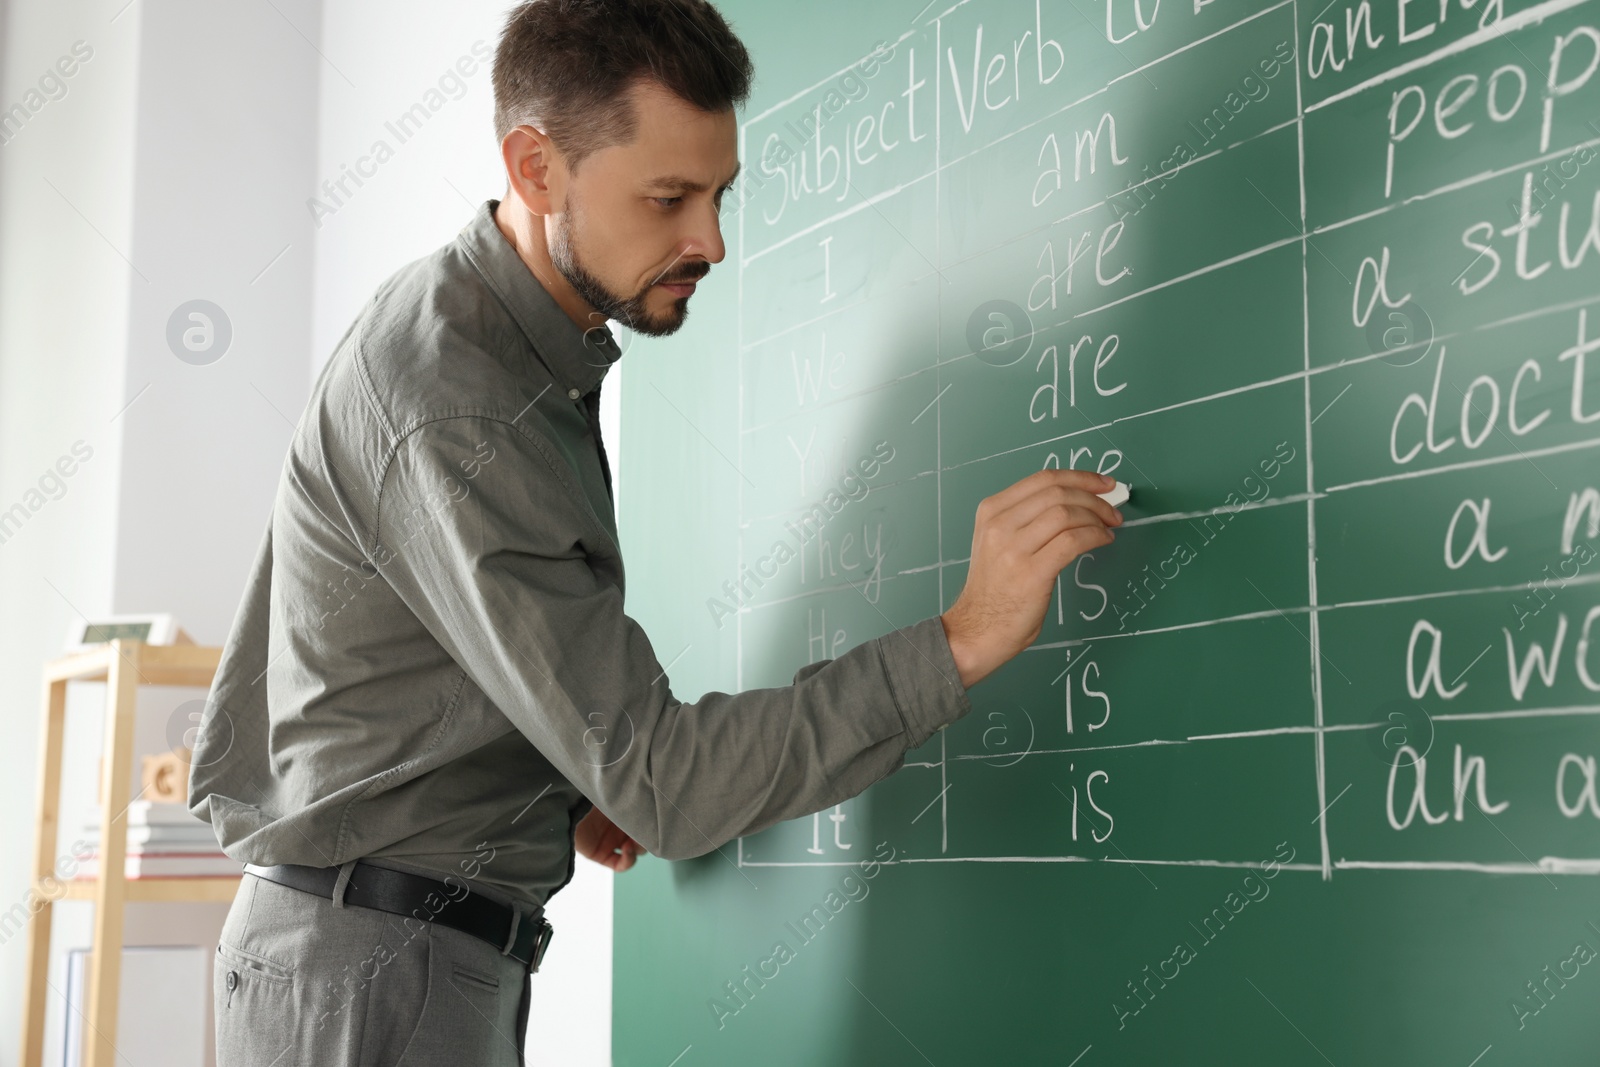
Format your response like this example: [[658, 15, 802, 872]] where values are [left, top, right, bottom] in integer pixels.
[[61, 876, 241, 904], [44, 643, 222, 687]]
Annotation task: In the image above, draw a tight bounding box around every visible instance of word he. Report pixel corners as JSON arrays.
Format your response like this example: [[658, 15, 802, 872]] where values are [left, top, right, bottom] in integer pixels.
[[307, 41, 492, 227], [708, 840, 896, 1029], [1509, 919, 1600, 1029], [1072, 441, 1297, 631], [705, 439, 895, 629], [317, 438, 496, 628], [1113, 842, 1297, 1029], [0, 439, 95, 547], [1108, 40, 1294, 221], [0, 40, 93, 147]]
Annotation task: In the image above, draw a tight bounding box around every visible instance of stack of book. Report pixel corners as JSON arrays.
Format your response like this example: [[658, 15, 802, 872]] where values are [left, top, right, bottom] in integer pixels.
[[77, 800, 239, 879]]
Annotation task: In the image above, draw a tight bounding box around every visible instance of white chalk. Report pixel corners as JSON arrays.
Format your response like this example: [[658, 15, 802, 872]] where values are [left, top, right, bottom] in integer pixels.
[[1097, 481, 1130, 509]]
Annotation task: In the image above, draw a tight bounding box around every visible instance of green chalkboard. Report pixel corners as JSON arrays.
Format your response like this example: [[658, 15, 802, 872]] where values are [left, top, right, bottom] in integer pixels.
[[612, 0, 1600, 1062]]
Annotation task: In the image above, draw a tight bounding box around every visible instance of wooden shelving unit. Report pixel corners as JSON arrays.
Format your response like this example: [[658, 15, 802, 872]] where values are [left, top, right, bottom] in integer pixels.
[[18, 638, 239, 1067]]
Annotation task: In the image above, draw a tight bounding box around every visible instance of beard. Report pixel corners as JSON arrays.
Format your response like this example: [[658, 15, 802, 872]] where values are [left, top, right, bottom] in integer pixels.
[[549, 198, 709, 338]]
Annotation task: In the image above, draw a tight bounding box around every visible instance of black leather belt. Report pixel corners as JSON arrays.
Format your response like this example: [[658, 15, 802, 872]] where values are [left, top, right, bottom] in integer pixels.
[[243, 861, 553, 973]]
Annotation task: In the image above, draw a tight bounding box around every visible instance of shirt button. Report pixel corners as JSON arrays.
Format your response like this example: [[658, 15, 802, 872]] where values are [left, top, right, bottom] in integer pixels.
[[226, 970, 239, 991], [567, 388, 580, 400]]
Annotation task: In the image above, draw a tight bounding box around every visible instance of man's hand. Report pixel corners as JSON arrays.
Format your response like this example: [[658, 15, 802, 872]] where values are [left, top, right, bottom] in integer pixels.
[[575, 805, 647, 872], [941, 469, 1122, 689]]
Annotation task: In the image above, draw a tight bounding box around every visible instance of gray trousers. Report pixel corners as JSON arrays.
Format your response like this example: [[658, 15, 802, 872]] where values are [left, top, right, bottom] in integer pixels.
[[214, 873, 534, 1066]]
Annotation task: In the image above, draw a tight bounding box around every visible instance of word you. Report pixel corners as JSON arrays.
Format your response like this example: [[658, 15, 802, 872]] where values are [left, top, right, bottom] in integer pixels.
[[307, 41, 492, 227], [0, 440, 95, 548], [0, 40, 93, 147], [1509, 919, 1600, 1030], [705, 439, 895, 628], [709, 840, 896, 1029], [1113, 842, 1297, 1029], [1072, 441, 1297, 631]]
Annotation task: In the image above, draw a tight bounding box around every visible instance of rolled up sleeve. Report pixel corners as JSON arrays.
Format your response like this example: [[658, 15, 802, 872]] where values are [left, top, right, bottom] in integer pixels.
[[374, 415, 971, 861]]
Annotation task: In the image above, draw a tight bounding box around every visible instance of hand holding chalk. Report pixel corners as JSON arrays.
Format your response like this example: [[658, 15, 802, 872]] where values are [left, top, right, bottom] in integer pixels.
[[941, 468, 1123, 690], [1097, 480, 1131, 509]]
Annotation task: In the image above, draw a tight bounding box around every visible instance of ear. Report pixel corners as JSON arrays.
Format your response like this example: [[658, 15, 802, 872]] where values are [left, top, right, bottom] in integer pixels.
[[501, 124, 564, 216]]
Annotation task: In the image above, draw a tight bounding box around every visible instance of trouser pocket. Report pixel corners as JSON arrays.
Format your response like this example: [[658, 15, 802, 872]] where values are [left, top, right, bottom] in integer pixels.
[[214, 940, 295, 1066]]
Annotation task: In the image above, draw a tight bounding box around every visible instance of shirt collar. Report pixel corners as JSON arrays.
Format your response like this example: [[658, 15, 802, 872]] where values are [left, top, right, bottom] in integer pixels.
[[456, 198, 621, 399]]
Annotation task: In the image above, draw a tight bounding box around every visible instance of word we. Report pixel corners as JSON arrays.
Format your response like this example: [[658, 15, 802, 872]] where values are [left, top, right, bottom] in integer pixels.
[[1113, 841, 1297, 1029], [308, 40, 493, 227], [708, 840, 896, 1029]]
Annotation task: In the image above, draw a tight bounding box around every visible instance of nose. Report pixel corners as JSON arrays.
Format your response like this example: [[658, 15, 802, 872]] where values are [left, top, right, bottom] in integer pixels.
[[684, 200, 726, 265]]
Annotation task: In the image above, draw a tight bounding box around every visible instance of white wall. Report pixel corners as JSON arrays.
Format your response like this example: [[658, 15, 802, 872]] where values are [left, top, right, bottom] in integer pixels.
[[1, 0, 615, 1063]]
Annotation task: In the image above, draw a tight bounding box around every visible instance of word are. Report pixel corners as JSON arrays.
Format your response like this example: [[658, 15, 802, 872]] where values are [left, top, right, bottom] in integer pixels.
[[1509, 919, 1600, 1029], [709, 840, 896, 1029], [705, 439, 896, 628], [1113, 841, 1297, 1029], [0, 40, 93, 147], [308, 41, 492, 227], [0, 439, 95, 548]]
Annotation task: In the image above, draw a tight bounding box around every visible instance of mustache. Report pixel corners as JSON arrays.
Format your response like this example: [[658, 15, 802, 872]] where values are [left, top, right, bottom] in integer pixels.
[[655, 262, 710, 286]]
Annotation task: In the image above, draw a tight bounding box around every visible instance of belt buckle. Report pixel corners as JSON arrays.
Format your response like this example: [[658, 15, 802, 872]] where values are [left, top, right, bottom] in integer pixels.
[[528, 918, 553, 973]]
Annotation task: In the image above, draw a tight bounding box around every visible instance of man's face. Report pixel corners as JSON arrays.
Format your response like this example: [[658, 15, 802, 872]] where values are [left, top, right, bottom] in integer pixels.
[[549, 79, 739, 337]]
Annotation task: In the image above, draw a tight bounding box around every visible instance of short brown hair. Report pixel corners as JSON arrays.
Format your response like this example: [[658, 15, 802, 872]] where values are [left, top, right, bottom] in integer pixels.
[[492, 0, 754, 170]]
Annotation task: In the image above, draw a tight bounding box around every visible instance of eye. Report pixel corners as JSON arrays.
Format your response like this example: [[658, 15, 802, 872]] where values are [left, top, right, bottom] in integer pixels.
[[652, 196, 681, 208]]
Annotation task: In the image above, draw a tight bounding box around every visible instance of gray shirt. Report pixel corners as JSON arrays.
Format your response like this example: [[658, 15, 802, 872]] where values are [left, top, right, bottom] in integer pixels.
[[189, 199, 972, 910]]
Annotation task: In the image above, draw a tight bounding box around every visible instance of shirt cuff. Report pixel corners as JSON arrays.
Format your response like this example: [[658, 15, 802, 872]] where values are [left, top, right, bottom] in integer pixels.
[[874, 615, 973, 751]]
